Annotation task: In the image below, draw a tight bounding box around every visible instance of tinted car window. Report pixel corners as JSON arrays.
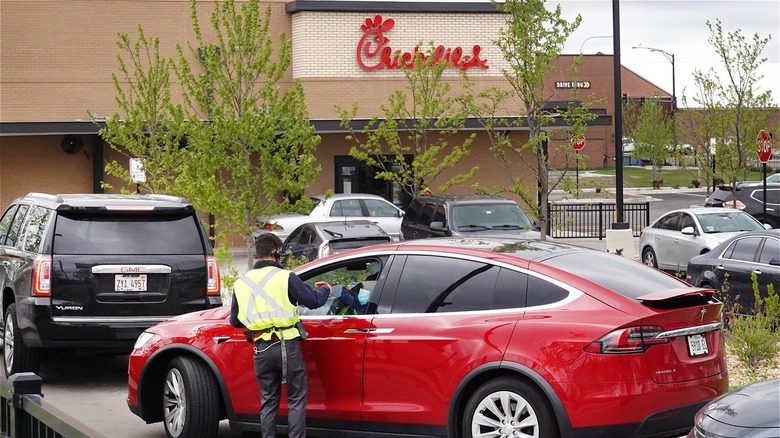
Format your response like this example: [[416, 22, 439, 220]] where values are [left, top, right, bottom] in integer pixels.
[[20, 206, 52, 252], [679, 214, 695, 230], [0, 204, 20, 246], [6, 205, 30, 249], [392, 255, 499, 313], [728, 237, 761, 262], [432, 204, 446, 224], [527, 276, 569, 306], [758, 238, 780, 264], [418, 202, 436, 227], [656, 213, 679, 230], [492, 268, 529, 309], [542, 252, 686, 299], [53, 213, 204, 255]]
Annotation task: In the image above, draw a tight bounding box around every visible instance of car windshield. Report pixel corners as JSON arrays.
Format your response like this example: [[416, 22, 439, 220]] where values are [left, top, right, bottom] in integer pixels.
[[451, 203, 531, 231], [695, 211, 764, 233]]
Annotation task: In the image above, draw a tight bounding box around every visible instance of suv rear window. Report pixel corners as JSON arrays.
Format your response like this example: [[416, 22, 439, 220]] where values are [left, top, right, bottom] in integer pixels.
[[53, 213, 205, 255]]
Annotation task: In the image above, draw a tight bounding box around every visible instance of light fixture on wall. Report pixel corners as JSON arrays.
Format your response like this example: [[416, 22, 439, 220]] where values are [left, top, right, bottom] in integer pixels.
[[61, 135, 83, 154]]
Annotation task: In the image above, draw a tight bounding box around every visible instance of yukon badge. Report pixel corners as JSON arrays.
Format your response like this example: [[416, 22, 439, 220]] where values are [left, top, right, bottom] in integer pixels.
[[55, 305, 84, 311]]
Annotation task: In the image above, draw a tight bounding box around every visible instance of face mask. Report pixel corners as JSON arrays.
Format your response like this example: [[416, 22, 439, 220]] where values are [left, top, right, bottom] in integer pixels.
[[357, 288, 371, 305]]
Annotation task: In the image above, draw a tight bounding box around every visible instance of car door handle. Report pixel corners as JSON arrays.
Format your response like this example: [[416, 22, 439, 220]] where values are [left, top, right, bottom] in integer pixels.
[[752, 270, 762, 275], [716, 265, 725, 271], [344, 328, 394, 334]]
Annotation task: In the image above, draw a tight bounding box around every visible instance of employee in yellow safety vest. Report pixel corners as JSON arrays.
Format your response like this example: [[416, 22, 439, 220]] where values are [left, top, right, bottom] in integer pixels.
[[229, 233, 332, 438]]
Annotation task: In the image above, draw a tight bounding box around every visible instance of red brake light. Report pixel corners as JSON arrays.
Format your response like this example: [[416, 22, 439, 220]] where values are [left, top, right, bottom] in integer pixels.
[[206, 256, 220, 296], [584, 326, 668, 354], [33, 255, 52, 297], [262, 223, 283, 232]]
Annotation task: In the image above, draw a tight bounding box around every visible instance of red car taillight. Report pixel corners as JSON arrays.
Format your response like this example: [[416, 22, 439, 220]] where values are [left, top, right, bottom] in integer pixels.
[[206, 256, 221, 296], [32, 255, 52, 297], [584, 326, 669, 354], [261, 223, 283, 232]]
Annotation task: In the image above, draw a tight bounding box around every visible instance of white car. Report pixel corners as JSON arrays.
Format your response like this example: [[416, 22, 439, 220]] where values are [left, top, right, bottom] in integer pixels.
[[255, 193, 404, 241], [766, 173, 780, 183], [639, 207, 767, 272]]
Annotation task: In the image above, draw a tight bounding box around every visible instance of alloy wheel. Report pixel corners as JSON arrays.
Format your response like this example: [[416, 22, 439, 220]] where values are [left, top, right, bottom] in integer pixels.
[[163, 367, 187, 438]]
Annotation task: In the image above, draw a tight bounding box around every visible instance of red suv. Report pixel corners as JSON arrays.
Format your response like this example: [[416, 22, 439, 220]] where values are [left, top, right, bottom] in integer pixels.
[[128, 238, 727, 438]]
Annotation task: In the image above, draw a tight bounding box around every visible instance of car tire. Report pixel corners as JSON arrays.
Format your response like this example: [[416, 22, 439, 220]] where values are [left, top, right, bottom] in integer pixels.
[[3, 303, 42, 377], [462, 376, 559, 438], [162, 356, 220, 438], [642, 247, 658, 268]]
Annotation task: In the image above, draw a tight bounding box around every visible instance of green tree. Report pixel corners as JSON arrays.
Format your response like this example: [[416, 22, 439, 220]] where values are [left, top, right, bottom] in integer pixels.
[[683, 20, 775, 198], [336, 43, 479, 199], [92, 26, 187, 195], [470, 0, 593, 238], [623, 98, 673, 186], [173, 0, 321, 272]]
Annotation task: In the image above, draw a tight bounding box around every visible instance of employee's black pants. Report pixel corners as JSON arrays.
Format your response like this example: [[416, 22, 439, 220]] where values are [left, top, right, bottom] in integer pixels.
[[254, 337, 307, 438]]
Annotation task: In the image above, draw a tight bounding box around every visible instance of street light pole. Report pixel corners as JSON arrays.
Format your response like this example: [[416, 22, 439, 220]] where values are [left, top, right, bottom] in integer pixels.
[[632, 46, 676, 148], [579, 35, 612, 54]]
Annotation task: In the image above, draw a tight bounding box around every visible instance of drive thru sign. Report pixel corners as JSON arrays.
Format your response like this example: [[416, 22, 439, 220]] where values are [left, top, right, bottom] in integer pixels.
[[757, 130, 772, 163]]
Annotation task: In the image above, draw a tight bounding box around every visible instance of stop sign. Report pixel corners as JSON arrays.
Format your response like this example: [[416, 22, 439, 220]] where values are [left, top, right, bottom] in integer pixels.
[[571, 135, 586, 151], [756, 130, 772, 163]]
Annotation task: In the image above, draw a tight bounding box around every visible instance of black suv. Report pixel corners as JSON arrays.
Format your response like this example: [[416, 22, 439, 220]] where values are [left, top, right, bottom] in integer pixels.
[[705, 182, 780, 228], [401, 194, 544, 240], [0, 193, 221, 376]]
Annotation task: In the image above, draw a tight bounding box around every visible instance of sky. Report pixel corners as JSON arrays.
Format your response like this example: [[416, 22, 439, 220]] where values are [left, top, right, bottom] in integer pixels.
[[554, 0, 780, 108]]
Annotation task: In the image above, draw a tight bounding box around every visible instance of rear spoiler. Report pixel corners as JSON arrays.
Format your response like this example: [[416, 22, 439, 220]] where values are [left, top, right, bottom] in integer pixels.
[[637, 287, 716, 303]]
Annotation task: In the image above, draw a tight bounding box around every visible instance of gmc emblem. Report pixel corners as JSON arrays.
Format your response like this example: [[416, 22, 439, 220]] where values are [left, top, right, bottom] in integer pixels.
[[121, 267, 143, 273]]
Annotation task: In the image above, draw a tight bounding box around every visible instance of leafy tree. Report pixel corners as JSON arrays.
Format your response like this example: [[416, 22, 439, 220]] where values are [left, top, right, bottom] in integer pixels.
[[683, 20, 775, 199], [336, 42, 479, 200], [469, 0, 594, 238], [92, 26, 187, 195], [623, 98, 673, 186], [173, 0, 321, 272]]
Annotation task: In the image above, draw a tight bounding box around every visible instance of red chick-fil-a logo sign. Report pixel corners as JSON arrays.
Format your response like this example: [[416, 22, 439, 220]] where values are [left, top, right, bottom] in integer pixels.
[[356, 15, 489, 72]]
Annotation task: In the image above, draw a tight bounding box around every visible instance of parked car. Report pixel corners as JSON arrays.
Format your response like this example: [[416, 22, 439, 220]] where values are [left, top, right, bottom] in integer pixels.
[[129, 237, 727, 438], [280, 220, 391, 263], [705, 182, 780, 229], [0, 193, 221, 377], [766, 173, 780, 184], [686, 229, 780, 314], [688, 378, 780, 438], [640, 207, 767, 273], [400, 194, 545, 240], [255, 193, 404, 241]]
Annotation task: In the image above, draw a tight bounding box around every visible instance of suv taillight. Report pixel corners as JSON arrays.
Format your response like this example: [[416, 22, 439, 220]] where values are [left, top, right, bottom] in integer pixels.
[[206, 256, 221, 296], [584, 326, 669, 354], [32, 255, 52, 296]]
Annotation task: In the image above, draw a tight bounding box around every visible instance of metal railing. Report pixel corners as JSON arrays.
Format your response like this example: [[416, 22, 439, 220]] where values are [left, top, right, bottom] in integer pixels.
[[0, 373, 107, 438], [548, 201, 650, 239]]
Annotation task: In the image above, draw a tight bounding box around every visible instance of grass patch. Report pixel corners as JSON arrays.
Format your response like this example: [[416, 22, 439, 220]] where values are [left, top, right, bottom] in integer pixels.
[[581, 166, 767, 189]]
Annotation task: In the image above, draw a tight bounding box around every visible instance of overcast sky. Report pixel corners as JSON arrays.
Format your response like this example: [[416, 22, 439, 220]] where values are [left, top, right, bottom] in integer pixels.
[[555, 0, 779, 107]]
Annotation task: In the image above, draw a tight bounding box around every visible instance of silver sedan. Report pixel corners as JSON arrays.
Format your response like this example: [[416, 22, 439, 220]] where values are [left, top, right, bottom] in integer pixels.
[[639, 207, 768, 272]]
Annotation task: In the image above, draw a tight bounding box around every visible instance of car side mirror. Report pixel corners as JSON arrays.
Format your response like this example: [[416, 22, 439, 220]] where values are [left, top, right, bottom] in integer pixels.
[[430, 221, 447, 231], [763, 223, 772, 230], [681, 226, 697, 236]]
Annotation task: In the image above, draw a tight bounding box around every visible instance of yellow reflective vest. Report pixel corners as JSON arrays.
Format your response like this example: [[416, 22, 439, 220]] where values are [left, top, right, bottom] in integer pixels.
[[233, 266, 300, 342]]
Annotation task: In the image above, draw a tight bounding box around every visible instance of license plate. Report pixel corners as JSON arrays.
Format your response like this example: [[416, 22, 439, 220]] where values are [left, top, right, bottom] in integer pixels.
[[687, 334, 708, 357], [115, 274, 147, 292]]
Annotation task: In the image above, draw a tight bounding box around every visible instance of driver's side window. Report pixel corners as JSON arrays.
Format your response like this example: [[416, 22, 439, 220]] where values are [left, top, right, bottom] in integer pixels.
[[298, 257, 385, 316]]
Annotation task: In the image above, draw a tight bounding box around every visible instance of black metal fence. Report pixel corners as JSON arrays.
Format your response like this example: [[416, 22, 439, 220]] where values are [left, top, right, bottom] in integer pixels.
[[548, 201, 651, 239], [0, 373, 106, 438]]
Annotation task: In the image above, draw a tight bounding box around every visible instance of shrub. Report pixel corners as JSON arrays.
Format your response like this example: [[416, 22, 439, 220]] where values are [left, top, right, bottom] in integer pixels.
[[726, 273, 780, 380]]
